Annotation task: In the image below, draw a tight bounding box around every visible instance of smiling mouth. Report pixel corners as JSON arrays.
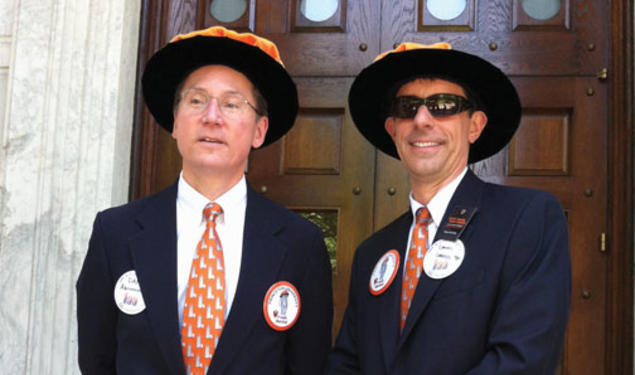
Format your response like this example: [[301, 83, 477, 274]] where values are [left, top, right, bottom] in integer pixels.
[[411, 141, 441, 147]]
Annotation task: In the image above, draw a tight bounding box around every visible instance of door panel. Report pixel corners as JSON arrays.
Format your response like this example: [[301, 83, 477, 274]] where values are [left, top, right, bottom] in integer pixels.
[[380, 0, 607, 75], [374, 153, 409, 231], [473, 77, 607, 374], [254, 0, 381, 76]]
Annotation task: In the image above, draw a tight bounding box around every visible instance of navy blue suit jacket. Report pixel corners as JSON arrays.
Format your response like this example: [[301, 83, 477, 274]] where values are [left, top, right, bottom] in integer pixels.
[[328, 170, 570, 375], [77, 182, 333, 375]]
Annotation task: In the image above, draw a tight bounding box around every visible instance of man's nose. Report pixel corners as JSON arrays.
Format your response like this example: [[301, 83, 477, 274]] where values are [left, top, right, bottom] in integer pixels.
[[412, 104, 435, 128], [201, 98, 224, 123]]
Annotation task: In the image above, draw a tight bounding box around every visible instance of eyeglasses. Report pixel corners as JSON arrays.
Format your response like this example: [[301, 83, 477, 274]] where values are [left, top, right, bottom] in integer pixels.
[[390, 94, 474, 119], [179, 88, 262, 119]]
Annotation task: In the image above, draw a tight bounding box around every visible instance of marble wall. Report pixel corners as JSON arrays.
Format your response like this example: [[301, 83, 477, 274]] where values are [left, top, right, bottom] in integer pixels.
[[0, 0, 140, 373]]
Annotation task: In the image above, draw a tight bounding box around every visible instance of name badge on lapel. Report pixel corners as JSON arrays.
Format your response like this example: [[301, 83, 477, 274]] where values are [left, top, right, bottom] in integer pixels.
[[263, 281, 301, 331], [424, 206, 477, 280], [114, 270, 146, 315], [369, 249, 400, 295]]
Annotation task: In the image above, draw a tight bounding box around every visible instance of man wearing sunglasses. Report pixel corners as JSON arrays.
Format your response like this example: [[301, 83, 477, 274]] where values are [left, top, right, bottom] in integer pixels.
[[76, 27, 333, 375], [328, 43, 570, 375]]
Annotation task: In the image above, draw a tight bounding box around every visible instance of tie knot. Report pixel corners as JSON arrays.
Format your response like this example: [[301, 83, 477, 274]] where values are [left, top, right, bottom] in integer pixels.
[[203, 202, 223, 223], [416, 207, 431, 224]]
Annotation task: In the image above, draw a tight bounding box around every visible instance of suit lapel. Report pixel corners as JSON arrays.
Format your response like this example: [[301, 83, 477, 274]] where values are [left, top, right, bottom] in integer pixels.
[[129, 182, 186, 375], [395, 171, 485, 351], [378, 212, 412, 373], [210, 187, 287, 375]]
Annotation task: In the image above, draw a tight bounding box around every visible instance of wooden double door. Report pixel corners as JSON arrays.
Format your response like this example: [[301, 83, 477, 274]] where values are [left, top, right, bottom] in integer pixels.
[[132, 1, 632, 373]]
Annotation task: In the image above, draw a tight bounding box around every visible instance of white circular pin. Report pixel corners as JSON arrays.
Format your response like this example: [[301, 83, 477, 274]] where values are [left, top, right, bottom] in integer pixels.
[[263, 281, 301, 331], [369, 249, 400, 295], [113, 270, 146, 315], [423, 239, 465, 279]]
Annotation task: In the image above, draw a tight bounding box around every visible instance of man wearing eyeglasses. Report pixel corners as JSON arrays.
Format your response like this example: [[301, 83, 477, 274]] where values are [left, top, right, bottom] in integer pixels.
[[76, 27, 333, 375], [328, 43, 570, 375]]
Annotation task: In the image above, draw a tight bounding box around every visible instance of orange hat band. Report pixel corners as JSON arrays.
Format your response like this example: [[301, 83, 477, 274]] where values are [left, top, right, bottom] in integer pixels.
[[170, 26, 284, 66], [374, 41, 452, 61]]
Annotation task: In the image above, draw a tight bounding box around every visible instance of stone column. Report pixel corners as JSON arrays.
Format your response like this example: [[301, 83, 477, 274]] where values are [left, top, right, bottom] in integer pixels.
[[0, 0, 141, 373]]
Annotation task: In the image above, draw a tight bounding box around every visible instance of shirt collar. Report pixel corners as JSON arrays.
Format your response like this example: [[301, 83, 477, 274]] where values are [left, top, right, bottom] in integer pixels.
[[177, 172, 247, 224], [409, 167, 468, 226]]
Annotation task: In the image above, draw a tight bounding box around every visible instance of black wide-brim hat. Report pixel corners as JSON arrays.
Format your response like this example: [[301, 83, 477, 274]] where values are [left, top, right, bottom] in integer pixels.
[[349, 44, 521, 163], [142, 27, 298, 147]]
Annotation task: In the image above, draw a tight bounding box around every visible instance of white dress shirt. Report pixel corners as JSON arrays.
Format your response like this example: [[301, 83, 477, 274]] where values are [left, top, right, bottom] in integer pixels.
[[176, 173, 247, 326], [404, 167, 468, 273]]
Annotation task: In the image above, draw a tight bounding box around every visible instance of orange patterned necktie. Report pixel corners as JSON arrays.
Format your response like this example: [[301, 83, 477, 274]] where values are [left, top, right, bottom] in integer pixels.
[[400, 207, 431, 330], [182, 203, 226, 375]]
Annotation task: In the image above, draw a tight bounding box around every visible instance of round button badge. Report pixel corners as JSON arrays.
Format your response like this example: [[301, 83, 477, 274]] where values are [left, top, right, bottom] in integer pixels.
[[113, 270, 146, 315], [423, 239, 465, 279], [263, 281, 301, 331], [369, 249, 400, 296]]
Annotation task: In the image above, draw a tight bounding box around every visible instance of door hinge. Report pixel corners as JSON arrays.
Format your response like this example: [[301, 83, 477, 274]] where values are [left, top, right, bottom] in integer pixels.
[[600, 232, 607, 252]]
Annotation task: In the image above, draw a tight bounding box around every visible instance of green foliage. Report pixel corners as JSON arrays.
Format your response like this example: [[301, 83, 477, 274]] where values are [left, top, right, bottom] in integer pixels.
[[298, 211, 338, 271]]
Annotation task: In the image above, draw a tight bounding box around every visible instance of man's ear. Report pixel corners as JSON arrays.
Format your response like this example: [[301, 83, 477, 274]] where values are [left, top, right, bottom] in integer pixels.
[[171, 108, 180, 140], [251, 116, 269, 149], [385, 117, 396, 138], [468, 111, 488, 144], [171, 123, 178, 140]]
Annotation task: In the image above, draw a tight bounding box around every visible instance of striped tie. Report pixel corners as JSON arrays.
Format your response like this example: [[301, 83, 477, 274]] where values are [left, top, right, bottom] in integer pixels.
[[182, 203, 225, 375], [400, 207, 431, 330]]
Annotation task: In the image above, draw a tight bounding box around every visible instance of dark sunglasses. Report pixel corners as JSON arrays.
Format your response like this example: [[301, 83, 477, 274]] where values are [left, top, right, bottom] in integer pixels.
[[390, 94, 474, 118]]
